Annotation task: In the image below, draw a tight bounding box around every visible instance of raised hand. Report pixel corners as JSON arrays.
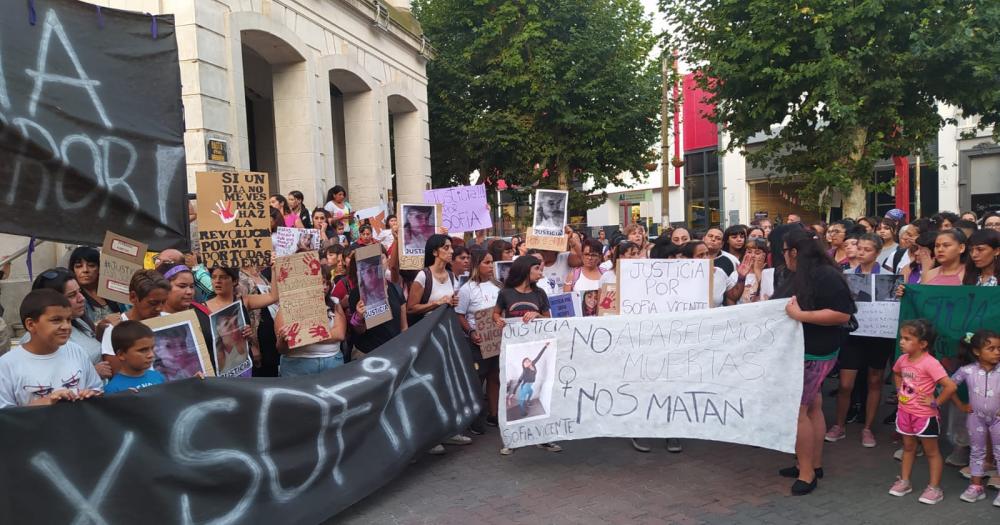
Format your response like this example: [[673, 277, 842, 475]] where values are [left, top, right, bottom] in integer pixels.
[[211, 200, 237, 224]]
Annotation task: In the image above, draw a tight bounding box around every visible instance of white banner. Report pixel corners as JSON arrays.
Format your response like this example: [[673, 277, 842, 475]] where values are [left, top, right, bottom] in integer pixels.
[[499, 300, 804, 452], [617, 259, 713, 313]]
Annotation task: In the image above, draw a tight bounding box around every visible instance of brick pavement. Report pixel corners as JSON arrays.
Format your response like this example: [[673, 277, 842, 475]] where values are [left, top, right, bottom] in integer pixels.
[[334, 380, 998, 525]]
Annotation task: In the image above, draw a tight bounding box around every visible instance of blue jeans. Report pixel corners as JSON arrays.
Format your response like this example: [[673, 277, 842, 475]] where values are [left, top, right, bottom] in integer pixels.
[[518, 383, 534, 416], [279, 354, 343, 377]]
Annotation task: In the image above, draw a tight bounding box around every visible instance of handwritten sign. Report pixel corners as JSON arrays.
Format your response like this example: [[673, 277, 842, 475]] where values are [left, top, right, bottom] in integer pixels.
[[898, 284, 1000, 358], [474, 307, 502, 359], [849, 273, 902, 338], [423, 184, 492, 233], [549, 292, 580, 318], [617, 259, 712, 314], [272, 227, 321, 257], [195, 171, 272, 268], [274, 252, 329, 349], [499, 300, 804, 452], [97, 232, 147, 303], [356, 243, 392, 329], [524, 230, 568, 252]]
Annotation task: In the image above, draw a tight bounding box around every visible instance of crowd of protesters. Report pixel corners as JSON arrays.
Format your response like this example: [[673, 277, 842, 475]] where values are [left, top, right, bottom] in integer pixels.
[[1, 186, 998, 505]]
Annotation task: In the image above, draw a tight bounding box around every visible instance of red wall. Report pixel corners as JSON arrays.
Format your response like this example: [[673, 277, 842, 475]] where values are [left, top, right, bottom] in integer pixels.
[[682, 73, 718, 152]]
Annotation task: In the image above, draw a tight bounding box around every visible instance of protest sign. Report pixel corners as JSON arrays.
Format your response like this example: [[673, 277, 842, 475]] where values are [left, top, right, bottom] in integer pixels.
[[898, 284, 1000, 358], [399, 203, 442, 270], [356, 243, 392, 329], [0, 1, 189, 251], [849, 273, 902, 338], [274, 251, 330, 349], [549, 292, 581, 318], [195, 171, 272, 268], [597, 283, 618, 316], [209, 301, 252, 378], [474, 307, 502, 359], [356, 206, 387, 234], [423, 184, 492, 233], [524, 230, 568, 252], [143, 310, 215, 379], [0, 308, 480, 524], [617, 259, 712, 314], [272, 227, 321, 257], [96, 232, 147, 304], [499, 300, 804, 452], [531, 190, 568, 237], [494, 261, 513, 284], [580, 289, 600, 316]]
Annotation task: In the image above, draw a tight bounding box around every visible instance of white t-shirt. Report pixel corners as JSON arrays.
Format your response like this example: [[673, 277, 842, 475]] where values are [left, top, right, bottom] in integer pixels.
[[456, 281, 501, 330], [0, 342, 103, 408], [734, 268, 776, 304], [414, 270, 457, 304], [599, 271, 617, 286], [711, 268, 733, 307], [540, 252, 572, 295]]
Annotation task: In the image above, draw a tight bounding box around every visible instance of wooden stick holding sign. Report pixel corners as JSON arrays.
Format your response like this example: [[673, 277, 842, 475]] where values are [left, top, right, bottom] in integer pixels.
[[98, 232, 147, 304], [195, 171, 272, 268], [355, 243, 392, 329], [398, 203, 442, 270]]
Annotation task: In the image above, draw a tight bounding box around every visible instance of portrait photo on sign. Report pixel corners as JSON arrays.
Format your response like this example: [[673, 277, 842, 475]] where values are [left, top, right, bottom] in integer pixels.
[[209, 301, 251, 377], [532, 190, 568, 236], [401, 204, 437, 256], [874, 274, 903, 302], [504, 339, 557, 424], [355, 243, 392, 328], [494, 260, 513, 284], [581, 289, 599, 317], [845, 273, 873, 302], [151, 320, 207, 380]]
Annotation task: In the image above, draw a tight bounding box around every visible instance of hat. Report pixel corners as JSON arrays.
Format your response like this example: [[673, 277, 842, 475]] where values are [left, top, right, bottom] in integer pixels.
[[885, 208, 906, 222]]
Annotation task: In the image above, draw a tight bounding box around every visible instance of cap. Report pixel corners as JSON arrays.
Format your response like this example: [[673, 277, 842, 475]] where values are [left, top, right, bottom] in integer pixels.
[[885, 208, 906, 222]]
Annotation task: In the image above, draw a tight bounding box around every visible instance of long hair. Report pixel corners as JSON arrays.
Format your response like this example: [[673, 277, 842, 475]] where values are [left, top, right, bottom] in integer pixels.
[[326, 185, 346, 203], [780, 228, 846, 310], [468, 248, 491, 283], [270, 194, 291, 215], [422, 234, 451, 268], [679, 240, 706, 259], [504, 255, 541, 291], [487, 238, 512, 263], [936, 228, 969, 265], [962, 229, 1000, 285], [723, 224, 749, 259], [957, 329, 1000, 365]]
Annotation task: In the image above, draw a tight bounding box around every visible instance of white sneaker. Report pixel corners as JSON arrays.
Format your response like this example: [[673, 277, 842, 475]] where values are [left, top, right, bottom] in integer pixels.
[[428, 444, 446, 455], [893, 445, 924, 461], [994, 492, 1000, 507], [945, 445, 970, 467], [500, 447, 515, 456], [444, 434, 472, 445], [666, 438, 683, 453]]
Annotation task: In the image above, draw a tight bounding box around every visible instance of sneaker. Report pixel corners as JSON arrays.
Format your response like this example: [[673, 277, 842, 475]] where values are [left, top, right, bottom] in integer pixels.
[[888, 477, 912, 497], [994, 492, 1000, 507], [666, 438, 683, 452], [988, 476, 1000, 490], [536, 442, 562, 452], [845, 404, 863, 424], [630, 438, 651, 453], [778, 466, 824, 479], [428, 444, 446, 455], [468, 419, 485, 436], [893, 446, 924, 461], [861, 429, 876, 448], [918, 486, 944, 505], [946, 445, 970, 467], [960, 466, 971, 479], [959, 484, 986, 503], [824, 425, 846, 443], [485, 416, 499, 427], [499, 447, 514, 456], [445, 434, 472, 445]]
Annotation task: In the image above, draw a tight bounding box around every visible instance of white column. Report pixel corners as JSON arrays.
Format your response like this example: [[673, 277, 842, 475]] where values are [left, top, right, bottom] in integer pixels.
[[937, 103, 961, 212]]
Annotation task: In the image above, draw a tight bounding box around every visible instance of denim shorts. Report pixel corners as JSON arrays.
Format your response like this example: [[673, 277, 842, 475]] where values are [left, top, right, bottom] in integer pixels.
[[279, 353, 344, 377]]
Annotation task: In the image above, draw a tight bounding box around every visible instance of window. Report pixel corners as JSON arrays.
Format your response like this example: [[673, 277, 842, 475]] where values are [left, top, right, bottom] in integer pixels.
[[684, 149, 720, 230]]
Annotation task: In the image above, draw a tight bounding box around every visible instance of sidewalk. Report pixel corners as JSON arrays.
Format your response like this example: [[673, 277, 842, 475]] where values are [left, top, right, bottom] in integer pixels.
[[335, 379, 998, 524]]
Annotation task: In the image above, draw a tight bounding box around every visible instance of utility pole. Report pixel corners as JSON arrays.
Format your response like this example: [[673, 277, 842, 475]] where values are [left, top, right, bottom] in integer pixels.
[[660, 56, 671, 231]]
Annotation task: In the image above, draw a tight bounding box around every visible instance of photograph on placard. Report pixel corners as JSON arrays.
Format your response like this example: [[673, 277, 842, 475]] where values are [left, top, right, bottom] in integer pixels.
[[581, 289, 600, 317], [532, 190, 568, 237], [494, 261, 513, 285], [844, 273, 873, 303], [151, 321, 205, 380], [401, 204, 437, 256], [504, 339, 557, 423], [356, 244, 391, 328], [874, 274, 903, 302], [209, 301, 251, 377]]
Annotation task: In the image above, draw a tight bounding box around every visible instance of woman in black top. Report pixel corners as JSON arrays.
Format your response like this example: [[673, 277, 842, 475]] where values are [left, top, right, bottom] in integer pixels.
[[775, 229, 855, 495]]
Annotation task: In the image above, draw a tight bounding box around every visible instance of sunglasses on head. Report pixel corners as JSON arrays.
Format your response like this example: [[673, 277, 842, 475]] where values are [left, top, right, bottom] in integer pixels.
[[38, 267, 72, 281]]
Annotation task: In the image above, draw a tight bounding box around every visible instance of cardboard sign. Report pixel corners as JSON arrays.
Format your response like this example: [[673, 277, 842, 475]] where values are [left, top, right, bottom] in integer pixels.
[[524, 230, 568, 252], [474, 307, 501, 359], [97, 232, 147, 304], [597, 283, 618, 316], [548, 292, 581, 318], [142, 310, 215, 379], [195, 171, 272, 268], [356, 206, 387, 235], [616, 259, 712, 314], [423, 184, 492, 233], [274, 252, 329, 349], [272, 227, 321, 257], [208, 301, 252, 377], [398, 203, 442, 270], [355, 243, 392, 329]]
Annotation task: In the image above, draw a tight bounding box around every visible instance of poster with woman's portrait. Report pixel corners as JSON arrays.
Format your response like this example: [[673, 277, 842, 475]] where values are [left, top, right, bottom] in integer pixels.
[[209, 300, 252, 377], [142, 310, 214, 380], [355, 243, 391, 329], [399, 203, 441, 270], [581, 289, 600, 317], [503, 339, 557, 423], [531, 190, 568, 237]]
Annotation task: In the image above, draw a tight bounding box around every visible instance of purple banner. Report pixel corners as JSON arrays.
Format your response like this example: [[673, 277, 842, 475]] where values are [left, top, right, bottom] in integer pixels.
[[423, 185, 492, 233]]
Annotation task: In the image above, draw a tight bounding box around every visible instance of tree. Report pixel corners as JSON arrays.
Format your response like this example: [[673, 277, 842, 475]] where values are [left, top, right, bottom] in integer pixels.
[[413, 0, 662, 211], [663, 0, 1000, 216]]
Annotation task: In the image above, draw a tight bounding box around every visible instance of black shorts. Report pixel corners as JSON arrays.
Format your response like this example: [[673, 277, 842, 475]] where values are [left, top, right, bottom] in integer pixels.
[[838, 336, 894, 371]]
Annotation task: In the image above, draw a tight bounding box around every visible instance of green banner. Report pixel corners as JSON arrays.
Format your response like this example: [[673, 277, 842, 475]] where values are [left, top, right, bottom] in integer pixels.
[[898, 284, 1000, 358]]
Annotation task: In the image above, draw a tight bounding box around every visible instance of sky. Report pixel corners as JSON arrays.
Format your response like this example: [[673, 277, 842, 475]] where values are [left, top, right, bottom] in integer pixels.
[[641, 0, 667, 36]]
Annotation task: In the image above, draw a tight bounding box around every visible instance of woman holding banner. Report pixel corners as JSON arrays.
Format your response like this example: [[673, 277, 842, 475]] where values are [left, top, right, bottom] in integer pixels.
[[456, 248, 502, 428], [775, 229, 855, 496]]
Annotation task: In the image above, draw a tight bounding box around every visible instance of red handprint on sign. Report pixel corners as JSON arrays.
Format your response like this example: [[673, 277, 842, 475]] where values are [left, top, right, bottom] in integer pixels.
[[303, 253, 322, 276], [211, 200, 237, 224], [284, 322, 301, 348], [309, 324, 329, 340], [276, 262, 291, 283]]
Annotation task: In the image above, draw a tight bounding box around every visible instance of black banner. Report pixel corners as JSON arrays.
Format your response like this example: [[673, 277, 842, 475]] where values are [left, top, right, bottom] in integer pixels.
[[0, 308, 481, 524], [0, 0, 189, 250]]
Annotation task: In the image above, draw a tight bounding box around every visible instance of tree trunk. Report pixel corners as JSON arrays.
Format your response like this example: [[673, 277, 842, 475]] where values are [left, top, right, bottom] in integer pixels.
[[840, 127, 868, 219]]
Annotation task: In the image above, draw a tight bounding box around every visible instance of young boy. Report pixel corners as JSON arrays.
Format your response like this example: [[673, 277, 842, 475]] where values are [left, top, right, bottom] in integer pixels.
[[104, 320, 165, 394], [0, 289, 103, 408]]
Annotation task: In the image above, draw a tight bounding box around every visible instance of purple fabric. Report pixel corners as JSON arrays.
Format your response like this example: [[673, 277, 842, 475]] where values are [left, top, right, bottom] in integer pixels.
[[801, 358, 837, 406]]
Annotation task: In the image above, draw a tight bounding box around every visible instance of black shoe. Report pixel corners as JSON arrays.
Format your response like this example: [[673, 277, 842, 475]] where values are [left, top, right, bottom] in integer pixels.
[[485, 416, 498, 427], [791, 478, 818, 495], [883, 411, 897, 425], [779, 466, 824, 479], [846, 404, 862, 424], [469, 419, 485, 435]]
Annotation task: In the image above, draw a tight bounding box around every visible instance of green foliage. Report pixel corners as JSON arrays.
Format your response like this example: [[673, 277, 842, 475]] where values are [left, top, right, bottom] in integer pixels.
[[414, 0, 662, 211], [663, 0, 1000, 210]]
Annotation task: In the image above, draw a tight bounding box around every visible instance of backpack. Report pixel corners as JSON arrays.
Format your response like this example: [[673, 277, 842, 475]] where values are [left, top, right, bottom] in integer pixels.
[[408, 268, 456, 326]]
